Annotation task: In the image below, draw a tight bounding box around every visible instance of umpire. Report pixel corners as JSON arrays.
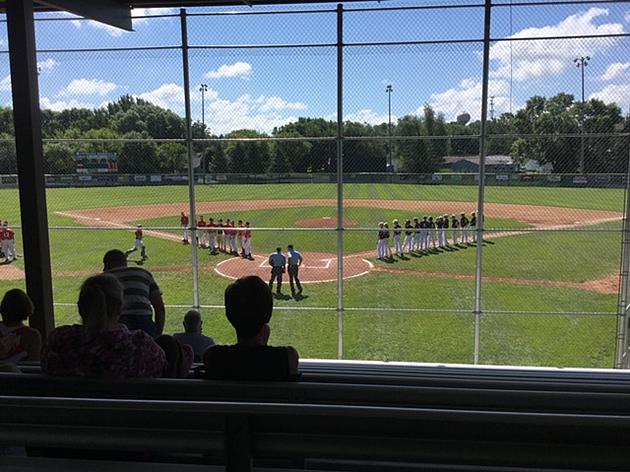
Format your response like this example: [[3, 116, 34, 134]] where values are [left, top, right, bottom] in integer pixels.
[[287, 244, 304, 295], [268, 247, 286, 294]]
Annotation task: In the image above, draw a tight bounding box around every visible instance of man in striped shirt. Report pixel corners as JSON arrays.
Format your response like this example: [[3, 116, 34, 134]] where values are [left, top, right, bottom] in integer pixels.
[[103, 249, 165, 338]]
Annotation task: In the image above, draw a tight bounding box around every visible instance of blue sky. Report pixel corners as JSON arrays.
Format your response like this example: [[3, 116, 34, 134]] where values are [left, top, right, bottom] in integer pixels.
[[0, 1, 628, 134]]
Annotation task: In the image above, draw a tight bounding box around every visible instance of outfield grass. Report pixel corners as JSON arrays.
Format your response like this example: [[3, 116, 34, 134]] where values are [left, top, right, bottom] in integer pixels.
[[0, 182, 624, 367]]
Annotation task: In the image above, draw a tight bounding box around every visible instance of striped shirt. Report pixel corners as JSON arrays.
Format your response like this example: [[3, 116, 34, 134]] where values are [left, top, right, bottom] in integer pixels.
[[106, 266, 161, 317]]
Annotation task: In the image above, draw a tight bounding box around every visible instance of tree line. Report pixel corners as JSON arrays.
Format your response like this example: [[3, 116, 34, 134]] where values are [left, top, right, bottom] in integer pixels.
[[0, 92, 627, 175]]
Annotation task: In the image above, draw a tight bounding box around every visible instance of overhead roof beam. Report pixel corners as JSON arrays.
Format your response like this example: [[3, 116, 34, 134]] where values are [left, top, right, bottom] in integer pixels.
[[36, 0, 132, 31]]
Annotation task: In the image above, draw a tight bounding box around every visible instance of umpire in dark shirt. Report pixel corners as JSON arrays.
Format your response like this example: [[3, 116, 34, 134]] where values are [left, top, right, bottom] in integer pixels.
[[268, 247, 286, 294]]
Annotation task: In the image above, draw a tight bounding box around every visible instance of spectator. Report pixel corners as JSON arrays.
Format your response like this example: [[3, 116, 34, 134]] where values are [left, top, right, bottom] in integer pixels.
[[173, 309, 214, 363], [42, 274, 191, 378], [103, 249, 165, 338], [204, 275, 299, 380], [0, 289, 41, 363]]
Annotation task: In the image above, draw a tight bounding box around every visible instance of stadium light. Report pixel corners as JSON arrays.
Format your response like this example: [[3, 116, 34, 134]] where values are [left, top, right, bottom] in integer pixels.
[[386, 84, 393, 172], [199, 84, 208, 126]]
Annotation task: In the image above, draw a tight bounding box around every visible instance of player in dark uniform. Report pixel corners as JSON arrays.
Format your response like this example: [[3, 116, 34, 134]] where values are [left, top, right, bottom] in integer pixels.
[[470, 212, 477, 243], [377, 222, 387, 259], [392, 219, 403, 256], [428, 216, 436, 249], [420, 216, 429, 250], [451, 214, 459, 245], [460, 212, 470, 244], [413, 217, 422, 251], [383, 223, 392, 258], [403, 219, 414, 253], [442, 214, 449, 246]]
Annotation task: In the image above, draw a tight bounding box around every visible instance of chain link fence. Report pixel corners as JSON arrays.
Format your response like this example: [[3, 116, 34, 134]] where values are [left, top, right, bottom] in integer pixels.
[[0, 1, 629, 366]]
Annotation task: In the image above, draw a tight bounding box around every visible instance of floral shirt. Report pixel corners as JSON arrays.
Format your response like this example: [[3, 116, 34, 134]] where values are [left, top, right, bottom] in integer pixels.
[[42, 324, 166, 378]]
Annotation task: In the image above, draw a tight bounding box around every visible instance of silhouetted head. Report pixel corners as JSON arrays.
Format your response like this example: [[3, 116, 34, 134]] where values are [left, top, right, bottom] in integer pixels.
[[0, 289, 34, 324], [183, 309, 202, 333], [224, 276, 273, 340], [103, 249, 127, 271]]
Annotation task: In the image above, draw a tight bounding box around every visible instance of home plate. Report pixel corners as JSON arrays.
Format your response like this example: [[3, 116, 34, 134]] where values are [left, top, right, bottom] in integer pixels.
[[214, 251, 372, 283]]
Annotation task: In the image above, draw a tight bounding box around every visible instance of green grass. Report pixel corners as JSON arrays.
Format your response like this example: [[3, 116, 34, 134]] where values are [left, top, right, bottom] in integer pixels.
[[0, 182, 624, 367]]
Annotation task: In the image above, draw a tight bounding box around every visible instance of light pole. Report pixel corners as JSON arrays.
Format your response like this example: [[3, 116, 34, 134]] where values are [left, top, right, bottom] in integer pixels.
[[386, 84, 393, 173], [199, 83, 208, 126], [574, 56, 590, 173]]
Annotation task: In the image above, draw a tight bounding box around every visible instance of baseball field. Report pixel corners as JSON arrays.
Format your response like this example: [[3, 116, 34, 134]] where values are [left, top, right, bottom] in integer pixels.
[[0, 182, 624, 367]]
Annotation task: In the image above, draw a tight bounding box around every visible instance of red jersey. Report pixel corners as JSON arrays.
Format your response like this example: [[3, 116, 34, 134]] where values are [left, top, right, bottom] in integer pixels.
[[244, 229, 252, 239], [135, 229, 143, 239], [197, 219, 206, 228], [180, 214, 189, 226], [237, 225, 244, 237], [208, 222, 217, 234], [0, 229, 5, 240], [229, 222, 236, 235], [5, 229, 13, 240]]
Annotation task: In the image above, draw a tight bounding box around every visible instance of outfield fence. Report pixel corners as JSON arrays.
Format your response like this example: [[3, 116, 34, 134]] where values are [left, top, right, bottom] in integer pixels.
[[1, 0, 630, 367]]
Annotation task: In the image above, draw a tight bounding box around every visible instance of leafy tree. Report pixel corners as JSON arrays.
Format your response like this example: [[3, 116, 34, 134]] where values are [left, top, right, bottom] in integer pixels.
[[274, 118, 336, 171], [118, 131, 159, 173], [157, 142, 187, 173], [206, 143, 229, 173], [396, 115, 429, 173], [272, 131, 310, 173], [0, 133, 16, 173], [43, 143, 74, 174], [343, 121, 386, 172], [229, 142, 247, 173]]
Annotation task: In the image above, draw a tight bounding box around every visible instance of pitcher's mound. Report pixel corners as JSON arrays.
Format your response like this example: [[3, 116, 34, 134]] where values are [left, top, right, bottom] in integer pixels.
[[214, 251, 372, 283]]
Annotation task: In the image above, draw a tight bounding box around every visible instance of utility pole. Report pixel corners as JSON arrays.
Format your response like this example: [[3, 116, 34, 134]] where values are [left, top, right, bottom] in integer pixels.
[[574, 56, 590, 173], [386, 84, 393, 173], [199, 83, 208, 126]]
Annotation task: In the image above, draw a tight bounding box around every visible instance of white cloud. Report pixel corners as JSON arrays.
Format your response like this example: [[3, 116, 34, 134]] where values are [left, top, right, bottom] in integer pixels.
[[427, 77, 510, 120], [601, 62, 630, 81], [625, 11, 630, 23], [256, 96, 306, 112], [59, 78, 117, 96], [490, 8, 624, 82], [37, 58, 57, 74], [67, 8, 176, 37], [205, 62, 253, 79], [136, 83, 209, 111], [204, 94, 303, 135], [344, 109, 394, 125], [40, 97, 93, 112], [590, 83, 630, 110], [0, 76, 11, 93]]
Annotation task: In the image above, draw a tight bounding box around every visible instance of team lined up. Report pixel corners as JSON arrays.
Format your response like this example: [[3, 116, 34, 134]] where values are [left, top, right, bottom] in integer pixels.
[[0, 221, 17, 263], [180, 212, 253, 259], [378, 212, 477, 259]]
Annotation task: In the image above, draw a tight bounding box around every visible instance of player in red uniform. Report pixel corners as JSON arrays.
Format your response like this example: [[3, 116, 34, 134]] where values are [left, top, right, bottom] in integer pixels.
[[237, 220, 245, 256], [197, 215, 207, 248], [228, 219, 238, 255], [180, 212, 189, 244], [207, 217, 217, 253], [242, 221, 253, 259], [125, 224, 147, 260], [3, 223, 16, 262]]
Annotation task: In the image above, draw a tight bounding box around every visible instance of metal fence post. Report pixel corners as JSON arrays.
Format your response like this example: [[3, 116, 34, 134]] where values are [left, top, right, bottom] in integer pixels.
[[180, 8, 200, 309], [336, 3, 345, 360], [615, 134, 630, 368], [473, 0, 493, 365]]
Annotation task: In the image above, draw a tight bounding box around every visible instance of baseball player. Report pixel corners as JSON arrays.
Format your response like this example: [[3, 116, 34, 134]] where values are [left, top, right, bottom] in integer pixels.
[[180, 212, 189, 244], [237, 220, 245, 255], [126, 224, 147, 260], [402, 219, 414, 253], [242, 221, 253, 259], [207, 217, 217, 253], [268, 247, 286, 294], [197, 215, 207, 248], [419, 216, 431, 251], [428, 216, 437, 248], [0, 223, 7, 261], [3, 223, 16, 262], [413, 217, 422, 251], [383, 223, 392, 258], [376, 222, 386, 259], [451, 214, 459, 245], [392, 219, 402, 257], [460, 212, 470, 244], [217, 219, 225, 252], [470, 212, 477, 243], [228, 219, 238, 255], [287, 244, 304, 295], [435, 216, 444, 248]]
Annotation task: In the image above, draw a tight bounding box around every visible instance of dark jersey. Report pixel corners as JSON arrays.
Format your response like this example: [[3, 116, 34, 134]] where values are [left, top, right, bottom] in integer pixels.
[[378, 230, 388, 240], [405, 223, 413, 235], [443, 218, 449, 229], [393, 224, 402, 236], [470, 216, 477, 226], [461, 216, 469, 227], [415, 222, 421, 233], [451, 219, 459, 228]]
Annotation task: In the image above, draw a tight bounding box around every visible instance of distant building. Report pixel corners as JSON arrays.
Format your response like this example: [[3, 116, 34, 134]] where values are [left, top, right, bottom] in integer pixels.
[[443, 155, 518, 173]]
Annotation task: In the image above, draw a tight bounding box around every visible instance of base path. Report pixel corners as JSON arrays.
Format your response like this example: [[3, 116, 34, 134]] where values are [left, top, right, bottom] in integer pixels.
[[215, 252, 372, 283]]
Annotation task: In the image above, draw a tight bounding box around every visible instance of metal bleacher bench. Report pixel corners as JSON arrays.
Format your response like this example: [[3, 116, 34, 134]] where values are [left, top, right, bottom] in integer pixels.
[[3, 361, 630, 471]]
